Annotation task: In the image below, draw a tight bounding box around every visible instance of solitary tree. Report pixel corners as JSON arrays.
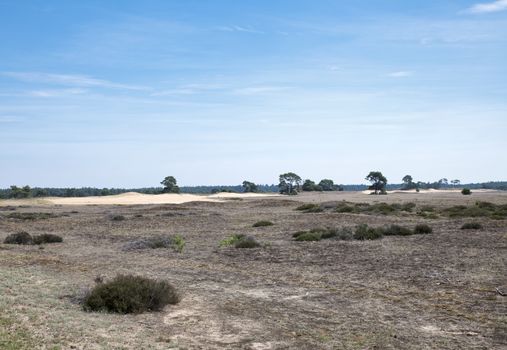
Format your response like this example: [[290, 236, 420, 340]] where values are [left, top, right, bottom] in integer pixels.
[[366, 171, 387, 195], [402, 175, 414, 190], [161, 176, 180, 193], [451, 179, 461, 188], [278, 172, 302, 195], [318, 179, 336, 191], [242, 181, 258, 193]]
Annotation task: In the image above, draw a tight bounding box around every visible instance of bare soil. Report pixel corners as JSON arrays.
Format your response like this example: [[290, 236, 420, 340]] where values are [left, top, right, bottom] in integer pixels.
[[1, 191, 506, 349]]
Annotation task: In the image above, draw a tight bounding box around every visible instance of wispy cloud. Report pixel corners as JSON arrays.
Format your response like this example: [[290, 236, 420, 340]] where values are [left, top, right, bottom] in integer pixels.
[[388, 71, 414, 78], [233, 86, 292, 95], [216, 25, 264, 34], [151, 84, 225, 96], [2, 72, 149, 90], [29, 88, 88, 98], [465, 0, 507, 13]]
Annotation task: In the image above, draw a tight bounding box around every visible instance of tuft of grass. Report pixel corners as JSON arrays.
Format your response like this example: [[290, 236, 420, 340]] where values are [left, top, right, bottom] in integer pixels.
[[32, 233, 63, 245], [295, 203, 323, 213], [83, 274, 180, 314], [253, 220, 274, 227], [3, 231, 33, 245], [353, 224, 383, 240], [219, 234, 245, 247], [381, 224, 413, 236], [414, 224, 433, 234], [123, 235, 185, 252], [461, 222, 483, 230], [294, 231, 322, 241], [234, 236, 261, 248], [6, 212, 56, 220], [109, 214, 125, 221]]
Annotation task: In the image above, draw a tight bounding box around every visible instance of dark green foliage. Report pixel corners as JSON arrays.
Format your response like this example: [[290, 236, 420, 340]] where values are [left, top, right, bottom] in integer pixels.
[[253, 220, 274, 227], [414, 224, 433, 234], [295, 203, 322, 213], [353, 224, 383, 240], [6, 212, 56, 220], [109, 214, 125, 221], [401, 202, 416, 212], [219, 234, 245, 247], [161, 176, 180, 194], [318, 179, 337, 191], [3, 231, 33, 245], [83, 275, 180, 314], [382, 224, 413, 236], [234, 236, 260, 248], [292, 231, 308, 238], [294, 231, 322, 241], [461, 188, 472, 195], [366, 171, 388, 195], [242, 181, 258, 193], [461, 222, 483, 230], [335, 204, 356, 213], [278, 172, 302, 195], [32, 234, 63, 244], [302, 179, 322, 192]]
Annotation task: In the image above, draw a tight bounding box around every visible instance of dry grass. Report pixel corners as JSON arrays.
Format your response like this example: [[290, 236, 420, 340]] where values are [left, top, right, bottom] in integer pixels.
[[0, 190, 506, 349]]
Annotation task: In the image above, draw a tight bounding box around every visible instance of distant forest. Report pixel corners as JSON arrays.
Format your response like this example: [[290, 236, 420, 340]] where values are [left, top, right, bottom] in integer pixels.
[[1, 181, 506, 199]]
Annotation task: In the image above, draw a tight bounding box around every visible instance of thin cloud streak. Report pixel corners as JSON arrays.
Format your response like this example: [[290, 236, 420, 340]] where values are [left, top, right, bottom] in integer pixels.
[[466, 0, 507, 13]]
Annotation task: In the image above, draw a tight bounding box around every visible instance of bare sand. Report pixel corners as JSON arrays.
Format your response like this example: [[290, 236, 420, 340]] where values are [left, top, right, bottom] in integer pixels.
[[10, 191, 282, 206]]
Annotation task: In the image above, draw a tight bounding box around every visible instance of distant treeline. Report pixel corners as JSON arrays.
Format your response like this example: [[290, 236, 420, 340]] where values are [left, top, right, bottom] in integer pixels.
[[1, 181, 506, 199]]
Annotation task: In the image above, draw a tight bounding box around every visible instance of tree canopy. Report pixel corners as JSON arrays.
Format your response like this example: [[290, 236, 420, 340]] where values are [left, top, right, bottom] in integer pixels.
[[242, 181, 258, 193], [366, 171, 387, 195], [160, 176, 180, 194], [278, 172, 302, 195]]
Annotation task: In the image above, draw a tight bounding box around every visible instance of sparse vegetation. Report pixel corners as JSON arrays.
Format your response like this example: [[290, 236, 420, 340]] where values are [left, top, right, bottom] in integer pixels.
[[295, 203, 323, 213], [353, 224, 384, 240], [32, 233, 63, 244], [294, 231, 322, 241], [109, 214, 125, 221], [6, 212, 56, 220], [123, 235, 185, 252], [414, 224, 433, 234], [253, 220, 274, 227], [83, 275, 180, 314], [442, 202, 507, 219], [3, 231, 33, 245], [381, 224, 413, 236], [234, 236, 261, 248], [461, 222, 483, 230]]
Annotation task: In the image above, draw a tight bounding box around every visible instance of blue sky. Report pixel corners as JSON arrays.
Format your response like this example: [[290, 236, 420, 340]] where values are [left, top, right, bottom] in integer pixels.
[[1, 0, 506, 187]]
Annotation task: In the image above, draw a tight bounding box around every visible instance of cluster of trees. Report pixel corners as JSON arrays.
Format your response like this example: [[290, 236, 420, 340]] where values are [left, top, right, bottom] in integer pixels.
[[401, 176, 462, 191], [276, 172, 345, 195]]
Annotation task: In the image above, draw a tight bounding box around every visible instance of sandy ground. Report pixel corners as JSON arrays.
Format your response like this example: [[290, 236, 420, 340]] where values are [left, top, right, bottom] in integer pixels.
[[0, 191, 506, 349], [0, 192, 281, 206]]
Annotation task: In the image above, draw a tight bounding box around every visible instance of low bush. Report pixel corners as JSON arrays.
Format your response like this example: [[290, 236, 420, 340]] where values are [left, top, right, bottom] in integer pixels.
[[219, 234, 245, 247], [3, 231, 33, 245], [294, 231, 322, 241], [414, 224, 433, 234], [253, 220, 274, 227], [32, 233, 63, 244], [335, 204, 356, 213], [123, 235, 185, 252], [382, 224, 413, 236], [295, 203, 323, 213], [461, 222, 483, 230], [234, 236, 260, 248], [83, 275, 180, 314], [109, 214, 125, 221], [353, 224, 383, 240], [461, 188, 472, 195], [6, 212, 56, 220], [401, 202, 416, 212]]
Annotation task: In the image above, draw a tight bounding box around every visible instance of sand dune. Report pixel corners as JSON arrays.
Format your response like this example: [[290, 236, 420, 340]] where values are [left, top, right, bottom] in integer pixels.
[[41, 191, 280, 205]]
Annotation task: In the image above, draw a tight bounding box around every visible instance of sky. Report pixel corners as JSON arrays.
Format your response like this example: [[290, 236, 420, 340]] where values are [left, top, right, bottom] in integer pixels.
[[0, 0, 506, 187]]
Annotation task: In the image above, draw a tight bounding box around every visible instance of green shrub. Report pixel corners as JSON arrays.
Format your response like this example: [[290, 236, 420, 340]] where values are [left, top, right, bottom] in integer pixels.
[[3, 231, 33, 245], [461, 188, 472, 195], [335, 204, 356, 213], [109, 214, 125, 221], [382, 224, 412, 236], [83, 275, 180, 314], [32, 233, 63, 245], [295, 203, 323, 213], [414, 224, 433, 234], [253, 220, 274, 227], [234, 236, 260, 248], [123, 235, 184, 252], [353, 224, 383, 240], [294, 231, 322, 241], [219, 234, 245, 247], [419, 205, 435, 212], [401, 202, 416, 212], [461, 222, 482, 230]]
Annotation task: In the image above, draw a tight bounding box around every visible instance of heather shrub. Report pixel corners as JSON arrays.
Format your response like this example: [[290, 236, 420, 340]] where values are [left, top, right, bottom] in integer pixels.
[[6, 212, 56, 220], [83, 275, 180, 314], [109, 214, 125, 221], [353, 224, 383, 240], [382, 224, 412, 236], [414, 224, 433, 234], [123, 235, 185, 252], [234, 236, 260, 248], [253, 220, 273, 227], [219, 234, 245, 247], [294, 231, 322, 241], [3, 231, 33, 245], [32, 233, 63, 244], [295, 203, 323, 213], [461, 222, 483, 230]]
